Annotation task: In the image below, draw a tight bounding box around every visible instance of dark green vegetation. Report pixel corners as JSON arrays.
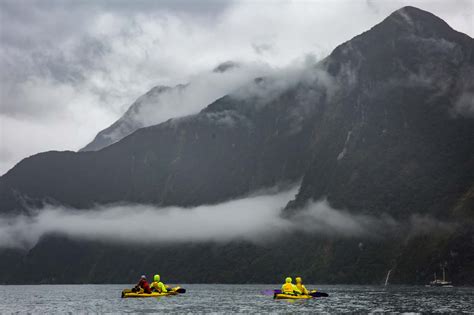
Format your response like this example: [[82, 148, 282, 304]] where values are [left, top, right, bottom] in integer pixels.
[[1, 227, 473, 284], [0, 7, 473, 284]]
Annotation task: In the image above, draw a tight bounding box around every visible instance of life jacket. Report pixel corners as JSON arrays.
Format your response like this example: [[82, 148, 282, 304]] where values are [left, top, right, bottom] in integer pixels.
[[282, 282, 294, 294]]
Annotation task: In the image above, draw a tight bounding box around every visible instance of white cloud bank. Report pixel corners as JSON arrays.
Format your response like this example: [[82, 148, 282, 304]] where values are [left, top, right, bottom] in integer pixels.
[[0, 185, 453, 249]]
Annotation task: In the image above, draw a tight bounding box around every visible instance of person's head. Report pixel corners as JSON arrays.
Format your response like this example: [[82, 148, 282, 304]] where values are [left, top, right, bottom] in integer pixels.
[[285, 277, 292, 283], [154, 274, 160, 282], [141, 275, 146, 280], [296, 277, 302, 284]]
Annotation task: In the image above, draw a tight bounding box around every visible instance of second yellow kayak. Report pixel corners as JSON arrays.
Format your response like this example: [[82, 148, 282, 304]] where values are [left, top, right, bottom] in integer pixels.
[[274, 293, 313, 300]]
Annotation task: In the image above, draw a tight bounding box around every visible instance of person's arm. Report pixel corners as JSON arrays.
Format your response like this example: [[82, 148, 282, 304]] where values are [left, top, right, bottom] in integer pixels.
[[302, 285, 309, 295], [293, 284, 302, 294], [159, 282, 167, 293]]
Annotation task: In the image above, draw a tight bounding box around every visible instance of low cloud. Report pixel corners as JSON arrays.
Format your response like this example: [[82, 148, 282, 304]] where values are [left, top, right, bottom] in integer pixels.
[[0, 187, 297, 249], [0, 185, 454, 249], [453, 91, 474, 118], [137, 62, 271, 126], [292, 200, 397, 237]]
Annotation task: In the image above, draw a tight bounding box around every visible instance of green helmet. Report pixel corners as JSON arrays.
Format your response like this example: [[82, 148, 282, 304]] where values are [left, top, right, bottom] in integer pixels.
[[285, 277, 292, 283], [154, 274, 160, 282]]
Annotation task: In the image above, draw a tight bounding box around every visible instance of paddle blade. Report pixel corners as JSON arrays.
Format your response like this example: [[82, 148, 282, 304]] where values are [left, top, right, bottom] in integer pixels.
[[310, 291, 329, 297], [175, 288, 186, 294]]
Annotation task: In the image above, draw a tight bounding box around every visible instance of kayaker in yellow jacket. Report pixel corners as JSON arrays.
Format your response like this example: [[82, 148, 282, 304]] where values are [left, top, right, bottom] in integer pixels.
[[150, 274, 167, 293], [281, 277, 302, 295], [295, 277, 309, 295]]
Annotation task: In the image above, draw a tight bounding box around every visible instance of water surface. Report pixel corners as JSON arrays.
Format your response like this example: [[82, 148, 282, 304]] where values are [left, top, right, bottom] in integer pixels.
[[1, 284, 472, 313]]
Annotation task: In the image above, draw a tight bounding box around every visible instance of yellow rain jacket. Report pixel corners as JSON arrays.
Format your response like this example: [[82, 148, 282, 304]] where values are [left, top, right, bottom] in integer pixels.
[[281, 277, 302, 295], [296, 283, 309, 295], [296, 277, 309, 295], [151, 274, 168, 293], [150, 281, 167, 293], [282, 282, 294, 294]]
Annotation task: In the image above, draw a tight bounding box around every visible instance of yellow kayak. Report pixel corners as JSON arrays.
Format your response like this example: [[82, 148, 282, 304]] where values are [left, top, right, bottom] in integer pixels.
[[274, 293, 313, 300], [121, 287, 184, 298]]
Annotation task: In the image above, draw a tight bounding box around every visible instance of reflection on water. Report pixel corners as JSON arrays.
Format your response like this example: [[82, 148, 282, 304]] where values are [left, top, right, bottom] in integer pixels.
[[0, 284, 472, 313]]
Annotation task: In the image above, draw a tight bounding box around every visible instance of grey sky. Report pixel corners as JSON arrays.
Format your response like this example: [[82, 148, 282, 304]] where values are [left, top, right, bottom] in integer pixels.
[[0, 0, 472, 174]]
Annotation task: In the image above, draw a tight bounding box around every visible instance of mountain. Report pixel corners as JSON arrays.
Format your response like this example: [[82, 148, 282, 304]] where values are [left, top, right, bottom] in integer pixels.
[[81, 61, 254, 152], [80, 85, 180, 152], [286, 5, 474, 219], [0, 76, 318, 214], [0, 7, 473, 284]]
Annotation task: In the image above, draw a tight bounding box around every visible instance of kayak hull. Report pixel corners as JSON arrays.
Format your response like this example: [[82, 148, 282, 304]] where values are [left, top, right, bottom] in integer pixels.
[[122, 291, 178, 298], [122, 287, 182, 298], [274, 293, 313, 300]]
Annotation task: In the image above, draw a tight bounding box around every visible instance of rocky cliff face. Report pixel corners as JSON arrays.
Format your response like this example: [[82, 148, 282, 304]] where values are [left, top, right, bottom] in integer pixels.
[[0, 7, 473, 284], [287, 6, 474, 220]]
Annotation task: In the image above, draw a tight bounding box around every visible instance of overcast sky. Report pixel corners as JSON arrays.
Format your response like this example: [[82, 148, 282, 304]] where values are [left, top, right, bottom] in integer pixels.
[[0, 0, 472, 175]]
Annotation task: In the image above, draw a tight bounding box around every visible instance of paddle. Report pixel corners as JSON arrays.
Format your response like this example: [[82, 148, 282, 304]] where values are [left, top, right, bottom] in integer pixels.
[[261, 289, 329, 297], [310, 291, 329, 297], [174, 287, 186, 294]]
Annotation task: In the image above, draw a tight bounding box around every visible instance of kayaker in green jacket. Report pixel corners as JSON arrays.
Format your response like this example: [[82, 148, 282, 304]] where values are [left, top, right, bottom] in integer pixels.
[[150, 274, 167, 293]]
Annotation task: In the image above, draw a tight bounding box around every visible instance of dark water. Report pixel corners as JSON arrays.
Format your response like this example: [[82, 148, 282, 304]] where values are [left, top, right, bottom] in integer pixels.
[[0, 284, 472, 313]]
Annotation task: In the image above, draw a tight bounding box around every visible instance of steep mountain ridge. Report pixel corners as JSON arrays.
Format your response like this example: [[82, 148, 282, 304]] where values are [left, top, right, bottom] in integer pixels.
[[288, 6, 474, 219], [80, 85, 178, 152], [81, 61, 258, 152]]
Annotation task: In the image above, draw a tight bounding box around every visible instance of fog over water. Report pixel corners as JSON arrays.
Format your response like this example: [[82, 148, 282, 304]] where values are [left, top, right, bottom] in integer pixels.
[[0, 185, 453, 249]]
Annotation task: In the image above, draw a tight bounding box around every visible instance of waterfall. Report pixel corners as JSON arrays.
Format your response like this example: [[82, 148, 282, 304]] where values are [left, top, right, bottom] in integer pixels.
[[384, 269, 392, 286]]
